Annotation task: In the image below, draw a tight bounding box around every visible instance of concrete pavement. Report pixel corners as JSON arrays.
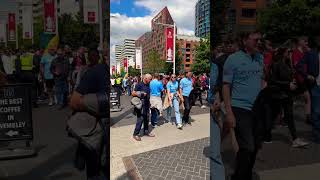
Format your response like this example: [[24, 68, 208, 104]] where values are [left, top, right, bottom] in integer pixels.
[[0, 104, 86, 180], [111, 95, 320, 180]]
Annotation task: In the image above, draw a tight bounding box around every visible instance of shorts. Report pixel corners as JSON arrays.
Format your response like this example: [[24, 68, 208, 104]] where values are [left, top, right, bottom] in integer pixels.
[[45, 79, 55, 89]]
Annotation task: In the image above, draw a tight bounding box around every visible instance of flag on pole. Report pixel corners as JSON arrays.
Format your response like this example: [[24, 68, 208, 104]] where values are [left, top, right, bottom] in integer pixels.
[[22, 5, 33, 39], [44, 35, 59, 53], [8, 13, 16, 41], [165, 27, 174, 62], [0, 23, 6, 44], [83, 0, 99, 24], [44, 0, 56, 34], [135, 48, 142, 69]]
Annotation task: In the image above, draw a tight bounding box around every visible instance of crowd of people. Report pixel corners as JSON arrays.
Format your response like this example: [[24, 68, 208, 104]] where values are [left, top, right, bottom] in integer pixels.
[[209, 31, 320, 180], [0, 46, 103, 109], [0, 46, 108, 179], [111, 71, 210, 141]]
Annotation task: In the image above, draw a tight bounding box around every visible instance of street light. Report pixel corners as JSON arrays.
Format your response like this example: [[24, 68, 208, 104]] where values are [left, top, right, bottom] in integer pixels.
[[153, 21, 176, 74]]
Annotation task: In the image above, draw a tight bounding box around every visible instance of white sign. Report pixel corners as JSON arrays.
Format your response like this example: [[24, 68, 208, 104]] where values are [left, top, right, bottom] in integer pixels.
[[83, 0, 99, 24], [135, 48, 142, 69], [22, 6, 33, 39], [0, 23, 6, 43]]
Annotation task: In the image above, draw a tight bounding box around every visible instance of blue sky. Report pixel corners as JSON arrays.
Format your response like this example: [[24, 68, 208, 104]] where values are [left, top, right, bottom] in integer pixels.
[[111, 0, 150, 17], [110, 0, 198, 66]]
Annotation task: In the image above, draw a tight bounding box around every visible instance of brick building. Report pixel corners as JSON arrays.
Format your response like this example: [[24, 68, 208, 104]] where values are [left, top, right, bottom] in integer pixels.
[[135, 7, 176, 69], [176, 35, 201, 73]]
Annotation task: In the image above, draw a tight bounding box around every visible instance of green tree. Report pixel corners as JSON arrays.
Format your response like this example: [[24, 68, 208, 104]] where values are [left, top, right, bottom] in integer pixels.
[[58, 13, 99, 49], [144, 50, 166, 74], [257, 0, 320, 44], [192, 38, 210, 75], [128, 66, 140, 77]]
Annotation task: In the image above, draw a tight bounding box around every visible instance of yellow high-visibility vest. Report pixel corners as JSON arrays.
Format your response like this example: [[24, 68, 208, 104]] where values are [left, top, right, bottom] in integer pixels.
[[20, 53, 33, 71]]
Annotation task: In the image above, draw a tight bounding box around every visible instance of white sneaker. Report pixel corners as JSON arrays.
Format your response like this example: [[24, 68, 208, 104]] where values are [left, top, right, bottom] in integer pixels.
[[177, 124, 183, 130], [292, 138, 309, 148], [201, 105, 207, 109]]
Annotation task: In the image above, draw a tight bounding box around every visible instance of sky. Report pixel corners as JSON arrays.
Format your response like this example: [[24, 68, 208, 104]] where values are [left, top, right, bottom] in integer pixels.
[[110, 0, 198, 66]]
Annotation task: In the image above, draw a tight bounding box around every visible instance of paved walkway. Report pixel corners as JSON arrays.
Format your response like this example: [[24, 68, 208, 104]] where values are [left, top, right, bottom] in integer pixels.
[[110, 113, 210, 180]]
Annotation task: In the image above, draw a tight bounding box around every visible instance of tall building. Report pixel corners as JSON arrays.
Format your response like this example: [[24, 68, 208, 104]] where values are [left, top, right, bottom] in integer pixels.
[[122, 39, 136, 67], [136, 7, 175, 68], [195, 0, 210, 38], [176, 35, 201, 72], [229, 0, 268, 33], [115, 45, 123, 65], [57, 0, 80, 16]]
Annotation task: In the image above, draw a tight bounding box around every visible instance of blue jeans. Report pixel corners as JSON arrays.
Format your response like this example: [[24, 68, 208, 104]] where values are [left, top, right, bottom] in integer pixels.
[[55, 79, 68, 105], [210, 112, 225, 180], [151, 108, 159, 126], [127, 86, 131, 96], [166, 96, 182, 125], [311, 84, 320, 142]]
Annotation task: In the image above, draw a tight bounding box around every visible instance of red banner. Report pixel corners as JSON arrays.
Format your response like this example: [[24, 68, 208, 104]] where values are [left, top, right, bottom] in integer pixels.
[[124, 58, 128, 72], [8, 13, 16, 41], [44, 0, 56, 33], [112, 66, 115, 75], [165, 27, 174, 62]]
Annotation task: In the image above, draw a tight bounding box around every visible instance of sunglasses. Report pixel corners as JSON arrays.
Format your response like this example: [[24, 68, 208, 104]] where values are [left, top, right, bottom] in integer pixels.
[[171, 76, 176, 78]]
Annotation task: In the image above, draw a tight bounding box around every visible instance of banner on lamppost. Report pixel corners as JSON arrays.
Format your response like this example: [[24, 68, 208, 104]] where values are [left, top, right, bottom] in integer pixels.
[[44, 0, 56, 34], [8, 13, 16, 41], [0, 23, 6, 44], [112, 66, 115, 75], [135, 48, 142, 69], [22, 6, 33, 39], [165, 27, 174, 62], [123, 58, 128, 72], [83, 0, 99, 24]]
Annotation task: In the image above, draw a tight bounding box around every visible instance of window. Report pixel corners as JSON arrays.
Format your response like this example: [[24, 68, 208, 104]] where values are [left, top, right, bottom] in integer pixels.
[[242, 9, 256, 18], [185, 64, 190, 68]]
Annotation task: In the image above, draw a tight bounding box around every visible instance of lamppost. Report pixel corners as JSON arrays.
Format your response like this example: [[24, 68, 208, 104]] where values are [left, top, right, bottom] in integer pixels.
[[153, 21, 176, 74]]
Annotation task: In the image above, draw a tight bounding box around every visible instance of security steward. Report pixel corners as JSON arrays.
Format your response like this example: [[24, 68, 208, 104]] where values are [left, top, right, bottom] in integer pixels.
[[16, 50, 38, 108]]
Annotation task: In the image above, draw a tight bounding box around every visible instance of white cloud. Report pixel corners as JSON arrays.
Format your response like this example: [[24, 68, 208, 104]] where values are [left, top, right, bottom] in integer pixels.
[[110, 0, 198, 66]]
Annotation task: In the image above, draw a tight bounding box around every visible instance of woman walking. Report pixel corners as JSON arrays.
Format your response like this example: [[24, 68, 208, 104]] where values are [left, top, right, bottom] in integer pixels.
[[268, 47, 309, 147], [165, 74, 183, 129]]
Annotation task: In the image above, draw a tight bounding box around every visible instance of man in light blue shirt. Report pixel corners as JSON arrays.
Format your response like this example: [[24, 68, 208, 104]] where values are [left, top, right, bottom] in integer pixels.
[[180, 71, 194, 125], [40, 48, 56, 106], [150, 73, 164, 127], [222, 31, 263, 180]]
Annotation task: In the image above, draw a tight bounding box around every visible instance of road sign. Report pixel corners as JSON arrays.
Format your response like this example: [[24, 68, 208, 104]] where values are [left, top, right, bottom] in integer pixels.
[[0, 84, 33, 141]]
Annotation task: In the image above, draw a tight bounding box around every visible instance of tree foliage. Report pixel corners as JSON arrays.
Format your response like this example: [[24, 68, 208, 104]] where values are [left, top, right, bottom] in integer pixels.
[[192, 38, 210, 75], [257, 0, 320, 44], [144, 50, 166, 74], [58, 13, 99, 49], [128, 66, 140, 77]]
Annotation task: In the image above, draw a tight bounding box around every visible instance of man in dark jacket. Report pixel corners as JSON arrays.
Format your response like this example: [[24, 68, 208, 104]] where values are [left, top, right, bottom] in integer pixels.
[[50, 48, 69, 109]]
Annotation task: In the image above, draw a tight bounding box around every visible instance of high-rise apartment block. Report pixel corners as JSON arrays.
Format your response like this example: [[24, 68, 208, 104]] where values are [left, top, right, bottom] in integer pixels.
[[195, 0, 210, 38]]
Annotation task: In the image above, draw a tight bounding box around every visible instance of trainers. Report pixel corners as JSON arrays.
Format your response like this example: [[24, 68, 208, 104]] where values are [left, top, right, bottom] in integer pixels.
[[48, 101, 53, 106], [264, 140, 272, 144], [292, 138, 309, 148], [201, 105, 206, 109], [133, 136, 141, 141], [177, 124, 183, 130]]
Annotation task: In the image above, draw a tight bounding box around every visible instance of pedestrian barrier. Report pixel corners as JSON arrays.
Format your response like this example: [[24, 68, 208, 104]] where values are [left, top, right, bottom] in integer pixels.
[[0, 84, 36, 160]]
